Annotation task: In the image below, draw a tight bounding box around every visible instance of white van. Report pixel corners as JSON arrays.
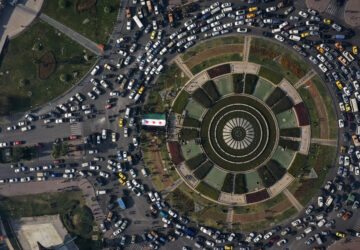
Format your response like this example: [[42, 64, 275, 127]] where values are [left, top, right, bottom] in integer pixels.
[[304, 227, 313, 234], [96, 190, 107, 195], [155, 64, 164, 74], [141, 168, 148, 177], [125, 107, 131, 118], [81, 162, 90, 168], [272, 28, 281, 33], [289, 35, 301, 41]]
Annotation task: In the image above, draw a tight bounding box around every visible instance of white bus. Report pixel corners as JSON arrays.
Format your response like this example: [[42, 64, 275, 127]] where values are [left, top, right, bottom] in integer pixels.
[[133, 15, 144, 30], [351, 98, 359, 113]]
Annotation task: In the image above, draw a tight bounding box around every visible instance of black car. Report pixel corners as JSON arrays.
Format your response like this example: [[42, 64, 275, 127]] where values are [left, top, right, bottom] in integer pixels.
[[343, 132, 350, 142]]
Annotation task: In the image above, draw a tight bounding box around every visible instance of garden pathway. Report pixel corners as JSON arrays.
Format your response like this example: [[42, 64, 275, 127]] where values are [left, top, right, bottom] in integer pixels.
[[39, 13, 103, 56], [311, 138, 338, 147], [161, 178, 183, 198], [226, 207, 234, 230], [242, 36, 252, 62], [293, 69, 317, 89], [174, 56, 194, 79], [283, 188, 303, 212]]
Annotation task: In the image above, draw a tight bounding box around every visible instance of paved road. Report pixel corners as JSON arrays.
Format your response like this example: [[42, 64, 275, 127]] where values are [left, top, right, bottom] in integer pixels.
[[39, 13, 103, 56]]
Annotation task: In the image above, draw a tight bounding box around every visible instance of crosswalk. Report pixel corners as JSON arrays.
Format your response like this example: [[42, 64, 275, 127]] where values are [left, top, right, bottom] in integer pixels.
[[324, 0, 339, 16], [70, 122, 82, 135]]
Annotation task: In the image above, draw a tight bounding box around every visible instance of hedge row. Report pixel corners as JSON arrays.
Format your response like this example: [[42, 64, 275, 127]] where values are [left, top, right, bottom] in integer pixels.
[[172, 90, 190, 114], [272, 96, 293, 114], [196, 181, 220, 201], [265, 87, 285, 107], [233, 74, 244, 93], [266, 159, 286, 180], [279, 138, 300, 151], [280, 127, 301, 137], [221, 173, 234, 193], [179, 128, 199, 141], [192, 88, 213, 108], [244, 74, 259, 94], [234, 174, 247, 194], [288, 153, 308, 177], [185, 153, 207, 170], [193, 160, 213, 179], [257, 165, 277, 188], [258, 66, 283, 84], [182, 117, 201, 128], [202, 80, 220, 102]]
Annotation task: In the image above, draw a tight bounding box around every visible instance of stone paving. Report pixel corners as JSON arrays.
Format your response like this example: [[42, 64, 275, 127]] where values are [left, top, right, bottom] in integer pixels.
[[294, 69, 317, 89], [242, 36, 252, 62], [299, 125, 311, 155], [279, 78, 303, 105], [231, 61, 261, 74], [267, 173, 294, 198], [283, 188, 304, 212], [183, 71, 210, 94], [174, 56, 194, 79]]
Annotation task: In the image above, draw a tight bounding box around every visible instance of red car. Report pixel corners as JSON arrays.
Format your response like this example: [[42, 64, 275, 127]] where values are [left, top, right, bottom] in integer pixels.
[[35, 143, 43, 147], [69, 135, 77, 140], [269, 235, 280, 243], [54, 159, 64, 164], [13, 141, 23, 146], [105, 104, 112, 109]]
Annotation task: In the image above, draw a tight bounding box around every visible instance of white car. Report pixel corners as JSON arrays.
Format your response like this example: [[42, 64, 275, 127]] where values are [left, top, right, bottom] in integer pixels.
[[168, 209, 178, 218], [133, 137, 138, 147], [90, 165, 100, 170], [274, 35, 284, 42], [99, 171, 109, 178], [264, 231, 273, 240], [126, 20, 132, 30], [318, 196, 324, 207], [234, 20, 244, 26], [356, 151, 360, 159], [129, 169, 136, 178], [344, 156, 350, 166], [266, 6, 276, 12], [237, 28, 248, 33], [253, 234, 263, 243], [298, 11, 309, 18], [338, 119, 344, 128], [355, 166, 360, 176], [91, 65, 100, 76]]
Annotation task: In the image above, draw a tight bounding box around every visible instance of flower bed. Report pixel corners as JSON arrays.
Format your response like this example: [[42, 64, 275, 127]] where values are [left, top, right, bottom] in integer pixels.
[[207, 64, 231, 78], [168, 141, 184, 165], [294, 102, 310, 126], [246, 189, 270, 203]]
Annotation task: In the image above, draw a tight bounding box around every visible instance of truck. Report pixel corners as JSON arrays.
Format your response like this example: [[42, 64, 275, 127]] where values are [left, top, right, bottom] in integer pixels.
[[146, 0, 152, 12], [117, 197, 127, 209], [133, 15, 144, 30], [325, 195, 334, 207], [332, 34, 345, 40], [96, 190, 107, 195], [350, 98, 359, 113]]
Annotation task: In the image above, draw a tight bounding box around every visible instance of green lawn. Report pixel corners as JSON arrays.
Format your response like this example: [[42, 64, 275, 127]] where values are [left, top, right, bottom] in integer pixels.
[[190, 53, 242, 75], [204, 166, 227, 190], [253, 78, 275, 100], [42, 0, 120, 44], [182, 36, 244, 61], [258, 66, 283, 84], [0, 19, 95, 115], [185, 98, 206, 120], [196, 182, 221, 201], [271, 146, 296, 169], [245, 171, 263, 192], [298, 87, 320, 138], [311, 75, 337, 139], [276, 109, 298, 129], [181, 140, 203, 160], [215, 75, 234, 96]]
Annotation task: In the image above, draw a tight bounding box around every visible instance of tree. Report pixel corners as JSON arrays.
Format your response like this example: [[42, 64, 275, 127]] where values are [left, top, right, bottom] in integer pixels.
[[60, 73, 69, 82], [104, 6, 111, 13], [58, 0, 68, 9]]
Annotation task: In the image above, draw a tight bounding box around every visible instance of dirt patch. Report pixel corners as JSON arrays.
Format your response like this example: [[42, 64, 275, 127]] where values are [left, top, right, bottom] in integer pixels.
[[232, 199, 292, 223], [184, 44, 243, 69], [304, 80, 329, 139], [279, 56, 305, 78], [76, 0, 97, 12], [249, 45, 279, 60], [150, 139, 174, 188], [39, 51, 56, 80]]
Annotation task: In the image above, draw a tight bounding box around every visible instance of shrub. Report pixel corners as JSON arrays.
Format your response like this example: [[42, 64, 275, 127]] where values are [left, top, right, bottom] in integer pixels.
[[207, 64, 231, 78], [221, 173, 234, 193], [265, 87, 285, 107], [193, 160, 213, 179], [288, 153, 308, 177], [272, 96, 293, 114], [58, 0, 68, 8], [267, 159, 286, 180], [257, 165, 277, 188], [278, 138, 300, 151], [202, 80, 220, 102], [60, 73, 70, 82], [179, 128, 199, 141], [172, 90, 190, 114], [182, 117, 201, 128], [233, 74, 244, 93], [104, 6, 112, 13], [244, 74, 259, 94], [280, 127, 301, 137], [185, 153, 206, 170], [234, 174, 247, 194], [258, 66, 283, 84], [196, 182, 220, 200], [192, 88, 213, 108]]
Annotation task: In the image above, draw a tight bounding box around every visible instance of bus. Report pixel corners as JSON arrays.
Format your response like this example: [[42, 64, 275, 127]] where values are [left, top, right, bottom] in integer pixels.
[[350, 98, 359, 113], [133, 15, 144, 30]]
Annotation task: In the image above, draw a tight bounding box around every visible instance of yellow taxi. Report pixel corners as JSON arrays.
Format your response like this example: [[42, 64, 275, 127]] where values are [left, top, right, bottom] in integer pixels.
[[138, 86, 145, 95], [323, 18, 331, 24], [118, 118, 123, 127], [224, 246, 233, 250], [316, 46, 325, 54], [119, 173, 126, 180], [336, 81, 343, 90], [150, 31, 157, 40], [249, 7, 258, 12], [336, 232, 345, 238], [353, 46, 358, 55], [246, 13, 255, 19], [118, 178, 126, 185], [301, 32, 309, 38], [345, 103, 351, 111]]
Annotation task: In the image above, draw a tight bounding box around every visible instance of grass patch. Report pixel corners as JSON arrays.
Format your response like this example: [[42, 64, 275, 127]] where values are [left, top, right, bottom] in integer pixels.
[[298, 87, 320, 138], [258, 66, 283, 84], [0, 19, 95, 115], [182, 36, 244, 61], [311, 76, 337, 139], [179, 128, 199, 141], [196, 182, 221, 201], [233, 73, 244, 93], [171, 90, 190, 114], [185, 153, 207, 170], [43, 0, 120, 44], [279, 138, 300, 151], [233, 192, 286, 214], [257, 165, 277, 188], [288, 152, 308, 177], [244, 74, 259, 94], [190, 53, 242, 75], [234, 173, 247, 194], [221, 173, 234, 193], [182, 117, 201, 128], [193, 160, 213, 179], [1, 218, 21, 250], [272, 96, 293, 114], [192, 88, 213, 108], [280, 127, 301, 137], [202, 80, 220, 102], [265, 87, 286, 107]]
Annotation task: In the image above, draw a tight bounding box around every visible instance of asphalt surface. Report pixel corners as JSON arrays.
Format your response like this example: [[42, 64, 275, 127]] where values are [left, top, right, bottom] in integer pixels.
[[1, 0, 360, 250]]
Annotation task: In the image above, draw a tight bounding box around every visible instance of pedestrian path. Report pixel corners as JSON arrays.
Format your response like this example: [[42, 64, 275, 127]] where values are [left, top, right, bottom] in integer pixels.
[[39, 13, 103, 55], [161, 178, 183, 198], [174, 56, 194, 78], [226, 207, 234, 230], [311, 138, 338, 146], [242, 36, 252, 62], [283, 188, 304, 212], [70, 123, 83, 136], [294, 69, 316, 89]]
